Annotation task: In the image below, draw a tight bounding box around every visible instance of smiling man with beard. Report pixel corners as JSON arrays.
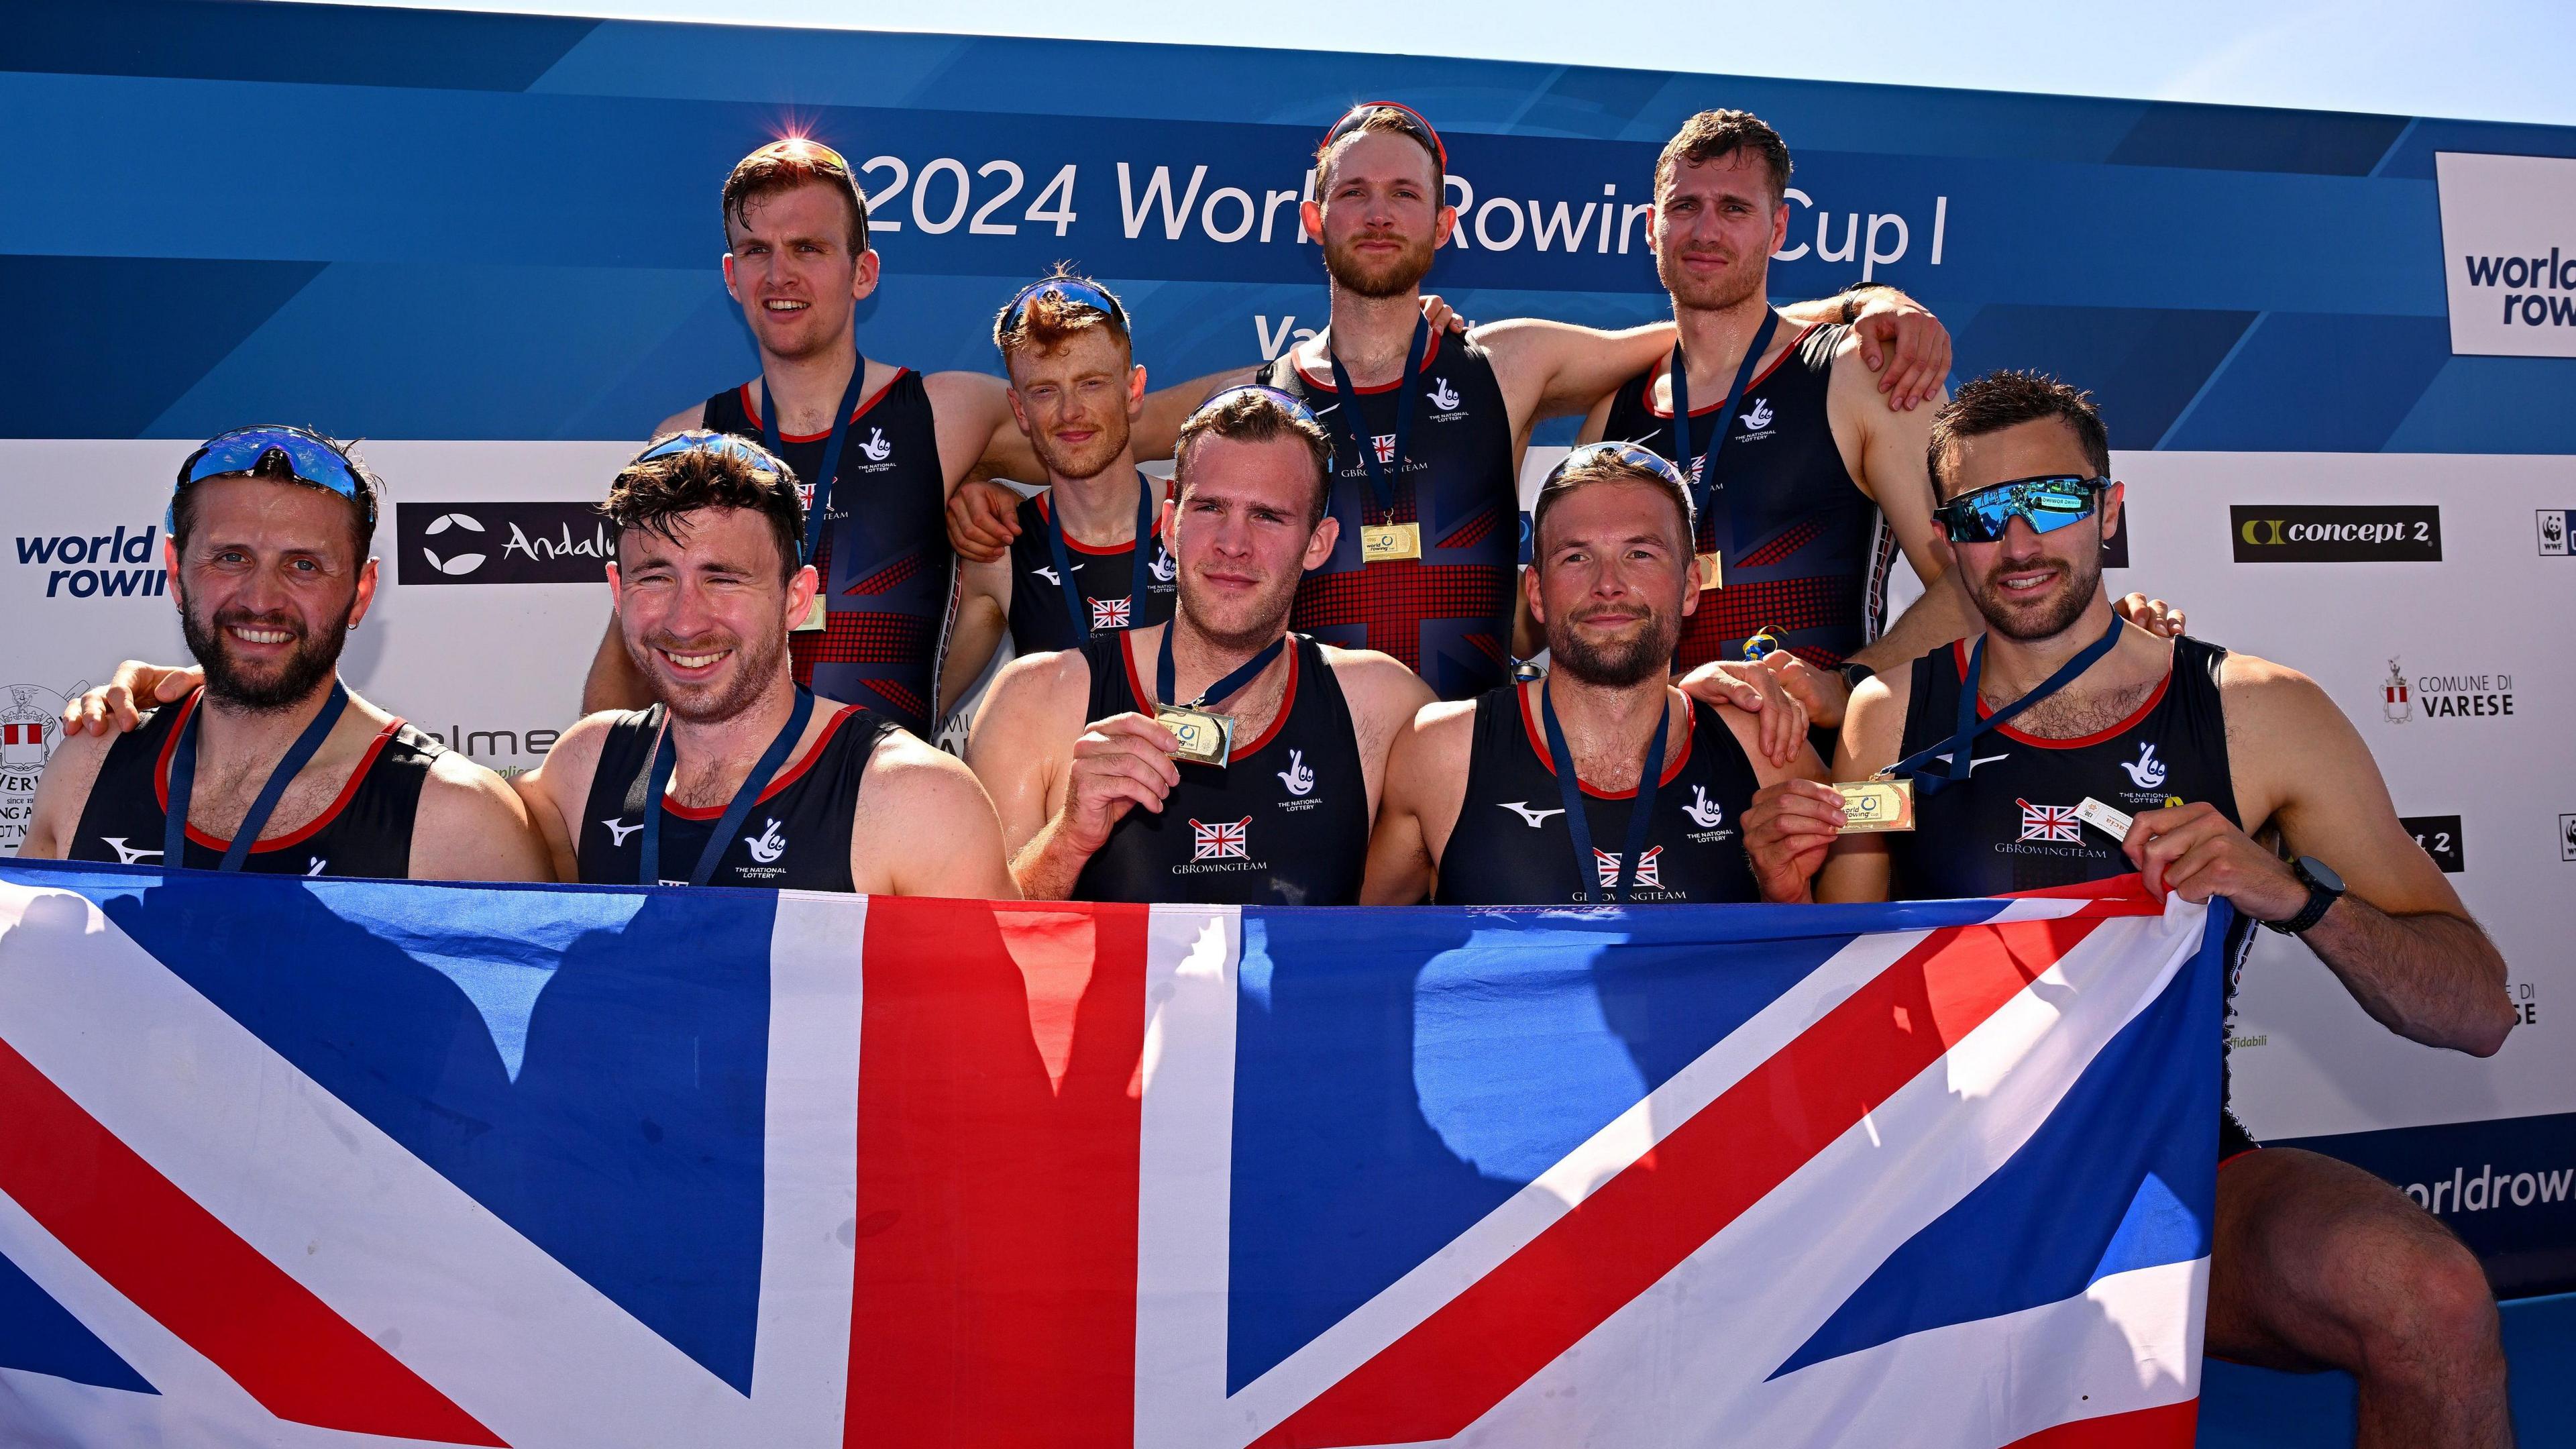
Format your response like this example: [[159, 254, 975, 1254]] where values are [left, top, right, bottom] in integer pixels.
[[514, 433, 1014, 896], [1362, 443, 1825, 905], [23, 427, 547, 880]]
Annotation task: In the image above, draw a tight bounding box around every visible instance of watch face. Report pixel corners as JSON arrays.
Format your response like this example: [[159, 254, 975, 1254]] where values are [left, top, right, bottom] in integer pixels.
[[2300, 855, 2347, 894]]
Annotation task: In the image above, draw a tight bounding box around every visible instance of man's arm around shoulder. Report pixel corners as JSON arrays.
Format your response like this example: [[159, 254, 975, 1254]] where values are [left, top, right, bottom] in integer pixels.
[[18, 729, 118, 859], [413, 753, 553, 882], [511, 712, 622, 883]]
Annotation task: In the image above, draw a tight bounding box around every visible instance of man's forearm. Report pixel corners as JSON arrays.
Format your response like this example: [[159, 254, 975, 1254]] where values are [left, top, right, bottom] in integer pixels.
[[580, 621, 652, 715], [1008, 816, 1098, 902], [2305, 898, 2514, 1056]]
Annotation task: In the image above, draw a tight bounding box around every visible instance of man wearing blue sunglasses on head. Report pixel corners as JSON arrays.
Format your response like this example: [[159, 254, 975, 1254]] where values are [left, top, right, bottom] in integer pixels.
[[21, 427, 548, 881], [1746, 371, 2519, 1449]]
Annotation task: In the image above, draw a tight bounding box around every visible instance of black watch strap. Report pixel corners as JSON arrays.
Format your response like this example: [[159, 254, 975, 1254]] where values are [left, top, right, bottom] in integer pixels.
[[2264, 859, 2342, 934]]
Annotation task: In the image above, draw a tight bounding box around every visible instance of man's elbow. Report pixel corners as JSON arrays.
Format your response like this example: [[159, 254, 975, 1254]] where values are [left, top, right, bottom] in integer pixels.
[[2457, 988, 2517, 1059]]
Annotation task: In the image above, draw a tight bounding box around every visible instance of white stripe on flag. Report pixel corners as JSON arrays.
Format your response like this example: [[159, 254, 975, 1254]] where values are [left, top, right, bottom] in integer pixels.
[[1132, 904, 1244, 1449]]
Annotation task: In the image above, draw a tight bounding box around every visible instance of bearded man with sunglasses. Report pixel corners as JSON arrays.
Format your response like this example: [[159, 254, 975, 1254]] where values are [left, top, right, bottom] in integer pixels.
[[1746, 371, 2518, 1449], [1362, 443, 1825, 906], [22, 427, 547, 881]]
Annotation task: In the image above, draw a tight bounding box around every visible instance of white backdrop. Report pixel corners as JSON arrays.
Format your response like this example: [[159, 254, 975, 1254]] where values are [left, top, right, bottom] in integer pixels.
[[1, 437, 2569, 1146]]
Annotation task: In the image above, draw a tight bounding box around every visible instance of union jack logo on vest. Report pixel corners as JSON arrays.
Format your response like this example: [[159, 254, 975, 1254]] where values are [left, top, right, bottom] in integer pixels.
[[1592, 844, 1664, 888], [1090, 596, 1132, 631], [1370, 433, 1398, 465], [1192, 815, 1252, 861], [2019, 800, 2084, 843]]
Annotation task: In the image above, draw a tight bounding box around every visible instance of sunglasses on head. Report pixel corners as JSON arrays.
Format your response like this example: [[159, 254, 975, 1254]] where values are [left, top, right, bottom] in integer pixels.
[[998, 276, 1130, 337], [1545, 441, 1691, 492], [1187, 384, 1324, 431], [631, 430, 791, 473], [1931, 474, 2109, 544], [170, 425, 375, 533], [1321, 100, 1447, 170]]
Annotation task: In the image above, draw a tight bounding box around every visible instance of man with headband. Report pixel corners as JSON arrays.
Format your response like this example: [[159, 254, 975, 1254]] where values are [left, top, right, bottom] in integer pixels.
[[515, 433, 1014, 895], [21, 427, 547, 880], [949, 101, 1952, 710], [967, 387, 1432, 904], [1364, 443, 1826, 904], [1746, 372, 2518, 1448], [942, 269, 1177, 694]]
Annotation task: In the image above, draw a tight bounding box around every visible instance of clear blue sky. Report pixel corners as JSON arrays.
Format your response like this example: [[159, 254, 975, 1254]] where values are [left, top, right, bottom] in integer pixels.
[[292, 0, 2575, 128]]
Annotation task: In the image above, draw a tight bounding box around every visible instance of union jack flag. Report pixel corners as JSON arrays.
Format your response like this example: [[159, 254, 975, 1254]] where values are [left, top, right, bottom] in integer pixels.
[[0, 861, 2221, 1448], [1369, 433, 1397, 465], [1191, 816, 1251, 861], [1091, 596, 1133, 631], [1591, 844, 1664, 889], [2020, 800, 2084, 843]]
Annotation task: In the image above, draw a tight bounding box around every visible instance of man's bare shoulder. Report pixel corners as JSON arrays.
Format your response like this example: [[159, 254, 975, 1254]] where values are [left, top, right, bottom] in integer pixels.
[[1398, 696, 1479, 764], [650, 404, 702, 440], [1318, 644, 1435, 700], [2214, 649, 2343, 741], [864, 728, 984, 799], [985, 644, 1095, 715]]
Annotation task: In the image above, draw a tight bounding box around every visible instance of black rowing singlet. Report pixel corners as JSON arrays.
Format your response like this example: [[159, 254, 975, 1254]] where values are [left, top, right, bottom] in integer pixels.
[[1886, 634, 2260, 1158], [703, 372, 954, 735], [1259, 331, 1518, 702], [68, 688, 439, 878], [574, 702, 898, 890], [1004, 476, 1177, 655], [1070, 633, 1368, 906], [1435, 684, 1764, 906], [1601, 321, 1894, 672]]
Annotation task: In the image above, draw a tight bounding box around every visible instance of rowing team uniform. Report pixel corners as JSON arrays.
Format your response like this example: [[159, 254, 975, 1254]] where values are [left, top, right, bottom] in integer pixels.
[[1886, 635, 2261, 1162], [66, 688, 440, 877], [574, 702, 901, 891], [1004, 477, 1178, 654], [1599, 320, 1897, 672]]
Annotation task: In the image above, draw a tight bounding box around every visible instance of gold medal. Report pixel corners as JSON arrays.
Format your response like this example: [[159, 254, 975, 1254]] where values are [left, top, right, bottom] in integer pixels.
[[792, 595, 826, 632], [1360, 523, 1423, 563], [1695, 550, 1724, 590], [1834, 777, 1916, 833], [1156, 705, 1234, 767]]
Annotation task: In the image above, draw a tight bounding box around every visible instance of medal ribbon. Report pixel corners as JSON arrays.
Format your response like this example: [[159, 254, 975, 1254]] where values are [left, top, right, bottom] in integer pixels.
[[1325, 316, 1430, 521], [1044, 470, 1160, 643], [1668, 307, 1781, 567], [637, 688, 816, 887], [1539, 678, 1671, 906], [1157, 627, 1288, 712], [1887, 616, 2125, 798], [759, 355, 872, 574], [163, 679, 351, 871]]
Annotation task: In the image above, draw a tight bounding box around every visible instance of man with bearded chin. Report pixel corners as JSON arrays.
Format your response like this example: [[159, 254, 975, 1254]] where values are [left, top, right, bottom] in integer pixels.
[[1362, 444, 1825, 906], [23, 427, 547, 881], [948, 103, 1951, 712], [1745, 372, 2518, 1449], [967, 387, 1432, 906], [514, 434, 1015, 896]]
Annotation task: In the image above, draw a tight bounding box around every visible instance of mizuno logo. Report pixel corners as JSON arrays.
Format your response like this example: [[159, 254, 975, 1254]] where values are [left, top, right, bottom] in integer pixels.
[[602, 818, 643, 847], [1933, 751, 2011, 776], [745, 818, 786, 865], [1498, 801, 1565, 828], [1033, 564, 1075, 586], [99, 837, 162, 865], [305, 858, 328, 877]]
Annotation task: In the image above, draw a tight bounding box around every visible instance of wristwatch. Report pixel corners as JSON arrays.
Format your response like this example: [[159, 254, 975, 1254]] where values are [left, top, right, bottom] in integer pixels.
[[1837, 661, 1876, 692], [2263, 855, 2346, 934]]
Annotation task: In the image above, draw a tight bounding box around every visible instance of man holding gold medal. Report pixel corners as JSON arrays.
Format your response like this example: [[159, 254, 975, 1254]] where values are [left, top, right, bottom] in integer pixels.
[[966, 387, 1432, 905], [1746, 370, 2520, 1448]]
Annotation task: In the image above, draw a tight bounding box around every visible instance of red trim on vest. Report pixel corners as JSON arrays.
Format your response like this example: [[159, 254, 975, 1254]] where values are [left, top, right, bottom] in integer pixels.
[[659, 704, 866, 822], [736, 368, 909, 444], [1514, 682, 1697, 798], [1038, 486, 1160, 556], [1640, 321, 1819, 420], [1952, 639, 2176, 749], [155, 692, 406, 855], [1293, 329, 1450, 392]]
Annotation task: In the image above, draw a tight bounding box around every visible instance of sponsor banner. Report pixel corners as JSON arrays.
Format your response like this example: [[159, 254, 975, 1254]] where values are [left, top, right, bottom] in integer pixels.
[[2278, 1111, 2576, 1297], [396, 502, 618, 586], [2229, 504, 2442, 562], [2400, 814, 2467, 873], [2540, 508, 2573, 555], [2436, 151, 2576, 359]]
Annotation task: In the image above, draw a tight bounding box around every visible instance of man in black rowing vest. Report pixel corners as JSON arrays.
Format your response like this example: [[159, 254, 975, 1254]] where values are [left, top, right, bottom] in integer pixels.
[[23, 427, 545, 881], [949, 103, 1953, 710], [943, 270, 1176, 694], [517, 433, 1013, 895], [1364, 443, 1824, 905], [1747, 372, 2517, 1448], [967, 386, 1432, 906], [1581, 110, 1974, 700], [583, 138, 1068, 736]]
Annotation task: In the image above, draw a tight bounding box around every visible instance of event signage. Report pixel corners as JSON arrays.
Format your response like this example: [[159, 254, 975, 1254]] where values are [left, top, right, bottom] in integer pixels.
[[2400, 814, 2467, 873], [2229, 504, 2443, 561], [2436, 151, 2576, 358], [395, 502, 619, 585]]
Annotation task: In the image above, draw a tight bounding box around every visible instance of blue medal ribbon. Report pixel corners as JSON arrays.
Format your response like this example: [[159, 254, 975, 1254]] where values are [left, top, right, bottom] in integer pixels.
[[1157, 627, 1288, 714], [637, 688, 816, 887], [1540, 678, 1671, 905], [162, 678, 351, 871], [1668, 308, 1781, 572], [1887, 616, 2125, 798], [1324, 317, 1430, 520], [1043, 470, 1160, 642], [759, 356, 871, 574]]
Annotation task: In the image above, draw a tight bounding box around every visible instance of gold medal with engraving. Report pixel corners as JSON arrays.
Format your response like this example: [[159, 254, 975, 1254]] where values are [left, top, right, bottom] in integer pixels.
[[1360, 522, 1423, 563], [793, 594, 826, 632], [1695, 549, 1724, 590], [1834, 777, 1916, 833], [1155, 705, 1234, 768]]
